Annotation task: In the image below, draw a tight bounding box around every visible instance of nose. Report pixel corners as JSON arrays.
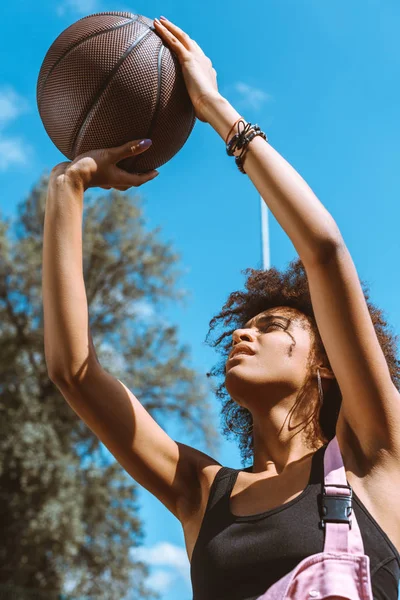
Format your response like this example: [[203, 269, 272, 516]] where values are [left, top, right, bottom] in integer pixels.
[[232, 328, 256, 345]]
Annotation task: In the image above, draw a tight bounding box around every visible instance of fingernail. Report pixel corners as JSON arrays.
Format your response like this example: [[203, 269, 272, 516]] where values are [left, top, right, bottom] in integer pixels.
[[152, 171, 159, 178], [160, 16, 168, 21], [138, 139, 152, 149]]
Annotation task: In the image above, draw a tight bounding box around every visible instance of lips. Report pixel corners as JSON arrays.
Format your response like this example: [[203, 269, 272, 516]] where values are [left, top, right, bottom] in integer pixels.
[[229, 343, 255, 360]]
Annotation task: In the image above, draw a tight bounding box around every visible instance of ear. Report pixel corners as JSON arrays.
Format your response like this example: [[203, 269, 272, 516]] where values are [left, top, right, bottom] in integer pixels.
[[315, 365, 336, 380]]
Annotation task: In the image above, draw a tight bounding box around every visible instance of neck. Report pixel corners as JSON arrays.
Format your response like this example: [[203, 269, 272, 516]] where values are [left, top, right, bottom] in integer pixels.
[[249, 392, 322, 474]]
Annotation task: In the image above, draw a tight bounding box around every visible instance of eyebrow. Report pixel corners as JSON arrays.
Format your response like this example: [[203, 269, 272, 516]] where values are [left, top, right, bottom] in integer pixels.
[[245, 314, 291, 329]]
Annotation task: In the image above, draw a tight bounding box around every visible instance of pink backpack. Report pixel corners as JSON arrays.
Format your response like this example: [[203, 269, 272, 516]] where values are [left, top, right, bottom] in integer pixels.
[[257, 437, 374, 600]]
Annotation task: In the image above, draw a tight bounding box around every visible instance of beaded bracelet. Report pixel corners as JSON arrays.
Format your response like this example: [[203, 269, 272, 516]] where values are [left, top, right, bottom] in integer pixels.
[[226, 119, 268, 174], [226, 120, 254, 156], [236, 129, 268, 174]]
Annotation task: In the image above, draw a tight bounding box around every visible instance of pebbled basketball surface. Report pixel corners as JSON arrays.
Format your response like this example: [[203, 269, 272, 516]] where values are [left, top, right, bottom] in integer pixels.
[[37, 12, 196, 173]]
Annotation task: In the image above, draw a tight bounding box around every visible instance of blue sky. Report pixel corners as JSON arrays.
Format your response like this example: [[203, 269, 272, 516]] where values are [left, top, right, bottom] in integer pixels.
[[1, 0, 400, 598]]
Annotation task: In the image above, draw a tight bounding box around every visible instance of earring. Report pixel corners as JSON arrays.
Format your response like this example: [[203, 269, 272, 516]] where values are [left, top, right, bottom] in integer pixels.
[[317, 368, 324, 405]]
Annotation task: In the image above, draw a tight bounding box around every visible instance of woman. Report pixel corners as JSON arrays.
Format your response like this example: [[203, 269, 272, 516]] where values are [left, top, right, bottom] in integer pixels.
[[42, 17, 400, 599]]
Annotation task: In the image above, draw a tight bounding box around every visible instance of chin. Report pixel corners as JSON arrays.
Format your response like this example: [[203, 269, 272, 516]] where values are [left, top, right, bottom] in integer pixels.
[[225, 368, 265, 404]]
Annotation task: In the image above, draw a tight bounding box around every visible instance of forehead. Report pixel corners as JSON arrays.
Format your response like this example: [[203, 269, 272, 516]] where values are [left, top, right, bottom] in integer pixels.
[[244, 306, 311, 330]]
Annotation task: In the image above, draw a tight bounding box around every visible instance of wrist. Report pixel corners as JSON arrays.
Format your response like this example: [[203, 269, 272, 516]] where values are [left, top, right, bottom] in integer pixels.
[[201, 95, 243, 141], [59, 158, 98, 192], [49, 161, 70, 181], [48, 163, 86, 199]]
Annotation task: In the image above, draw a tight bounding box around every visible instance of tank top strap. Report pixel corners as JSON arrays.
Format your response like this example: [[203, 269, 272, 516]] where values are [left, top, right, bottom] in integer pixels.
[[308, 443, 327, 484], [205, 466, 240, 513]]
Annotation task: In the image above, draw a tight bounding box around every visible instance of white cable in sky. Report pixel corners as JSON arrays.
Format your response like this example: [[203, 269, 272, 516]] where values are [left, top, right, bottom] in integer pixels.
[[260, 196, 270, 270]]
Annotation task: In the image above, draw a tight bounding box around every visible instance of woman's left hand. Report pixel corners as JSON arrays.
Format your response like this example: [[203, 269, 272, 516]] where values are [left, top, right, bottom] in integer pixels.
[[153, 17, 220, 122]]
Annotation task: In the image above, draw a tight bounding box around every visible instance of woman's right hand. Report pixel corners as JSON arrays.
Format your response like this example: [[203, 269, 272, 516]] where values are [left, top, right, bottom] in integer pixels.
[[52, 139, 159, 191]]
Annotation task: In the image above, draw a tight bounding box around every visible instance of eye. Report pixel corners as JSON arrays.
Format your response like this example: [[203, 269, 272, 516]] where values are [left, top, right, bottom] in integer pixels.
[[259, 321, 285, 332], [268, 322, 285, 330]]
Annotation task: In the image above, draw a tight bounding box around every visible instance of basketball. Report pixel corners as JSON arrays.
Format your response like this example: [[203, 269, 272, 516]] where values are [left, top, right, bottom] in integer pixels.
[[37, 12, 196, 173]]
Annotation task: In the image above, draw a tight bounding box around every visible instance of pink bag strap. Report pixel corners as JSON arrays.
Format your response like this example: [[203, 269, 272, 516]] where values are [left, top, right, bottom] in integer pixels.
[[322, 436, 365, 555]]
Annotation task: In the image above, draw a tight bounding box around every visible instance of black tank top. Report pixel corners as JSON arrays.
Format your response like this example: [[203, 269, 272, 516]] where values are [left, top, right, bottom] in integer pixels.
[[190, 445, 400, 600]]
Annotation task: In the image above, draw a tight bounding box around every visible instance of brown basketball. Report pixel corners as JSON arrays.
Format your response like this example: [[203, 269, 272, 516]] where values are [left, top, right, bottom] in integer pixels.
[[37, 12, 196, 173]]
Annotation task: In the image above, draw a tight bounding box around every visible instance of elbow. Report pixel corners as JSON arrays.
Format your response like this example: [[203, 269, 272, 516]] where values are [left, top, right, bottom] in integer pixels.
[[316, 235, 345, 265], [45, 355, 61, 385], [46, 363, 73, 389], [47, 367, 84, 392], [45, 354, 78, 389], [305, 228, 345, 268], [46, 353, 99, 390]]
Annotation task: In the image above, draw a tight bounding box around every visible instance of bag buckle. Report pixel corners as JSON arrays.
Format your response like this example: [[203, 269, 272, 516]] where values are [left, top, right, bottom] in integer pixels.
[[320, 483, 353, 529]]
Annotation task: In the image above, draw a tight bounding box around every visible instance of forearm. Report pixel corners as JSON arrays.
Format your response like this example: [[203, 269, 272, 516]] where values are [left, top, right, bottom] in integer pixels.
[[203, 95, 342, 266], [43, 171, 96, 383]]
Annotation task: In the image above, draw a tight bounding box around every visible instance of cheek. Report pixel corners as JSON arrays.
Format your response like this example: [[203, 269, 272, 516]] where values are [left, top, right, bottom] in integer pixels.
[[283, 340, 312, 386], [260, 330, 311, 367], [224, 341, 310, 390], [258, 335, 293, 363]]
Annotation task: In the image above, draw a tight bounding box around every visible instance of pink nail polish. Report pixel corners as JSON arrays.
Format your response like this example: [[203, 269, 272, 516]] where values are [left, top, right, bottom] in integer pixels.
[[138, 139, 152, 149]]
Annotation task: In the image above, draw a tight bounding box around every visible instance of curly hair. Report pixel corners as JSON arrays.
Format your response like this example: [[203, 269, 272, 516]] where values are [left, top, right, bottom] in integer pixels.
[[206, 258, 400, 464]]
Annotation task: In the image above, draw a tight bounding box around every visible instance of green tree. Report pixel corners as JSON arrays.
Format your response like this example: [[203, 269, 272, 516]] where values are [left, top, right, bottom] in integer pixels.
[[0, 176, 216, 599]]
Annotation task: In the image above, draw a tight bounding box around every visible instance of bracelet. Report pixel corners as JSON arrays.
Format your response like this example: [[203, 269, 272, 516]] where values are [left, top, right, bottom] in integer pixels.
[[226, 120, 254, 156], [226, 118, 268, 174], [235, 128, 268, 174], [225, 117, 244, 145]]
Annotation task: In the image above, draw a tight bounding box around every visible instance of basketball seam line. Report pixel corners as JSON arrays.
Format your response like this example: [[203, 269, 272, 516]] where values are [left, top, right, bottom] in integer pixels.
[[146, 43, 164, 141], [71, 28, 152, 157], [80, 12, 154, 28], [37, 15, 140, 106], [80, 12, 135, 20]]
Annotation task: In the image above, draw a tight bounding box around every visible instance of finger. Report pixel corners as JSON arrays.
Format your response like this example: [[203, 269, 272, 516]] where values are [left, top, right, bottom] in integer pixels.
[[153, 19, 190, 60], [158, 17, 194, 50], [109, 139, 153, 162], [100, 185, 112, 189], [113, 185, 131, 191]]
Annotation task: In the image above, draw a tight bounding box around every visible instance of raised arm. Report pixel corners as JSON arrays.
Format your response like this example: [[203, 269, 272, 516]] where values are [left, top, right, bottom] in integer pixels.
[[43, 142, 218, 519], [154, 17, 400, 461]]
